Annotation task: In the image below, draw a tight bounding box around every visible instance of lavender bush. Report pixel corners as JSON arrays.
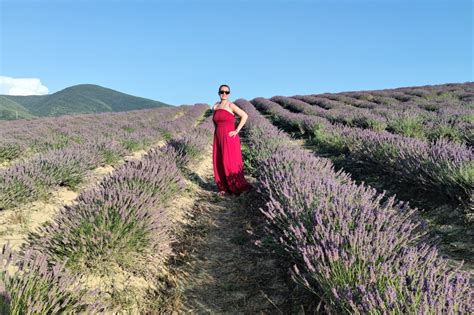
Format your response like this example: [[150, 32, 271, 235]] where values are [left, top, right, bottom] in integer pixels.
[[235, 98, 472, 314], [251, 97, 474, 222], [25, 146, 186, 273], [168, 127, 212, 170], [0, 242, 109, 314]]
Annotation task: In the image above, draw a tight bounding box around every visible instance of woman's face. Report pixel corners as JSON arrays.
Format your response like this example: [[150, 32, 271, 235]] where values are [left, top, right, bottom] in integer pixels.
[[218, 86, 230, 101]]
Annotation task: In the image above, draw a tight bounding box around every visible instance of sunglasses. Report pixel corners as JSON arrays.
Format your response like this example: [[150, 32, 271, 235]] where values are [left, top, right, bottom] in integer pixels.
[[219, 90, 230, 95]]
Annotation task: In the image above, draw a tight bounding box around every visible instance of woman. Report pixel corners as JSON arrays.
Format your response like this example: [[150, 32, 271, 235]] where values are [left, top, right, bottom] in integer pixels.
[[212, 84, 253, 196]]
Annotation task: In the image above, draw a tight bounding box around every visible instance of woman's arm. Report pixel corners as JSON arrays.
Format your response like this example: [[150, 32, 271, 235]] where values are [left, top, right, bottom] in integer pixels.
[[229, 102, 248, 133]]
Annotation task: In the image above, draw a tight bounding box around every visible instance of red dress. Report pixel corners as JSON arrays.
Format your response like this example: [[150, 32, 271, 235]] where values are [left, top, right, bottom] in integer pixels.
[[212, 108, 253, 195]]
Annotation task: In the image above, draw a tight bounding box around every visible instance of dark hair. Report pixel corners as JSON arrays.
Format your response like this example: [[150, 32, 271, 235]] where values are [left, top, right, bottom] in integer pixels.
[[218, 84, 230, 93]]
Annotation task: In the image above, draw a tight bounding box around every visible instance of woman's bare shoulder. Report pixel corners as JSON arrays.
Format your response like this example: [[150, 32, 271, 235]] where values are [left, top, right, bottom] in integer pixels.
[[229, 101, 240, 108]]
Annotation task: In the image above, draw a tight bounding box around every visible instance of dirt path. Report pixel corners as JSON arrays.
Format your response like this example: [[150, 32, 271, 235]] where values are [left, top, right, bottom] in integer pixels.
[[167, 145, 311, 314]]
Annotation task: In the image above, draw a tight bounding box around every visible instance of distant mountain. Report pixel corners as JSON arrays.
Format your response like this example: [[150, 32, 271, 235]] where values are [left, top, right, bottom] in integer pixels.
[[0, 84, 173, 119]]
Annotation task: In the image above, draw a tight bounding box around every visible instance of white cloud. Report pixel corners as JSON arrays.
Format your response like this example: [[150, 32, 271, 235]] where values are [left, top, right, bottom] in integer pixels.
[[0, 76, 49, 95]]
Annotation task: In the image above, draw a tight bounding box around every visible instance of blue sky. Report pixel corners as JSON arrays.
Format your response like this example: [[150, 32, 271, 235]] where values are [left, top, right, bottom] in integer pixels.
[[0, 0, 472, 107]]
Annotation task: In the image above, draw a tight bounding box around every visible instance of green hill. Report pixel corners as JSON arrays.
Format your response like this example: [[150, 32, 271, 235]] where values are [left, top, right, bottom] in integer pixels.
[[0, 96, 36, 120], [0, 84, 173, 119]]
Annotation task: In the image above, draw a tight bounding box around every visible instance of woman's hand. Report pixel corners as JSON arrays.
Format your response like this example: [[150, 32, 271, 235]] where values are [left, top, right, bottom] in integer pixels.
[[228, 130, 239, 137]]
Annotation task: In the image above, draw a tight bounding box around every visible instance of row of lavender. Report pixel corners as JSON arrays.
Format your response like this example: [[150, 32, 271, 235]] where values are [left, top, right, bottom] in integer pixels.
[[275, 95, 472, 145], [236, 98, 472, 313], [0, 106, 183, 164], [0, 105, 208, 212], [0, 107, 214, 313], [297, 83, 472, 114], [284, 82, 473, 146], [251, 97, 474, 223]]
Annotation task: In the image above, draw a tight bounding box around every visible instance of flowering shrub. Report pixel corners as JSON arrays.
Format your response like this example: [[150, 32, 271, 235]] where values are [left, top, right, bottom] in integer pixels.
[[235, 98, 472, 314], [0, 242, 109, 314], [252, 97, 474, 222]]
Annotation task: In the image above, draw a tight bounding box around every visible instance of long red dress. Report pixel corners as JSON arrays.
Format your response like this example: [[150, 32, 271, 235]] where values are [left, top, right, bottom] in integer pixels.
[[212, 108, 253, 195]]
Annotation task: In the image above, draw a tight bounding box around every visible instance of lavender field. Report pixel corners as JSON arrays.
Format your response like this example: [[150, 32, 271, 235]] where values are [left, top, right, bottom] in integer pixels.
[[0, 104, 216, 312], [0, 82, 472, 313]]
